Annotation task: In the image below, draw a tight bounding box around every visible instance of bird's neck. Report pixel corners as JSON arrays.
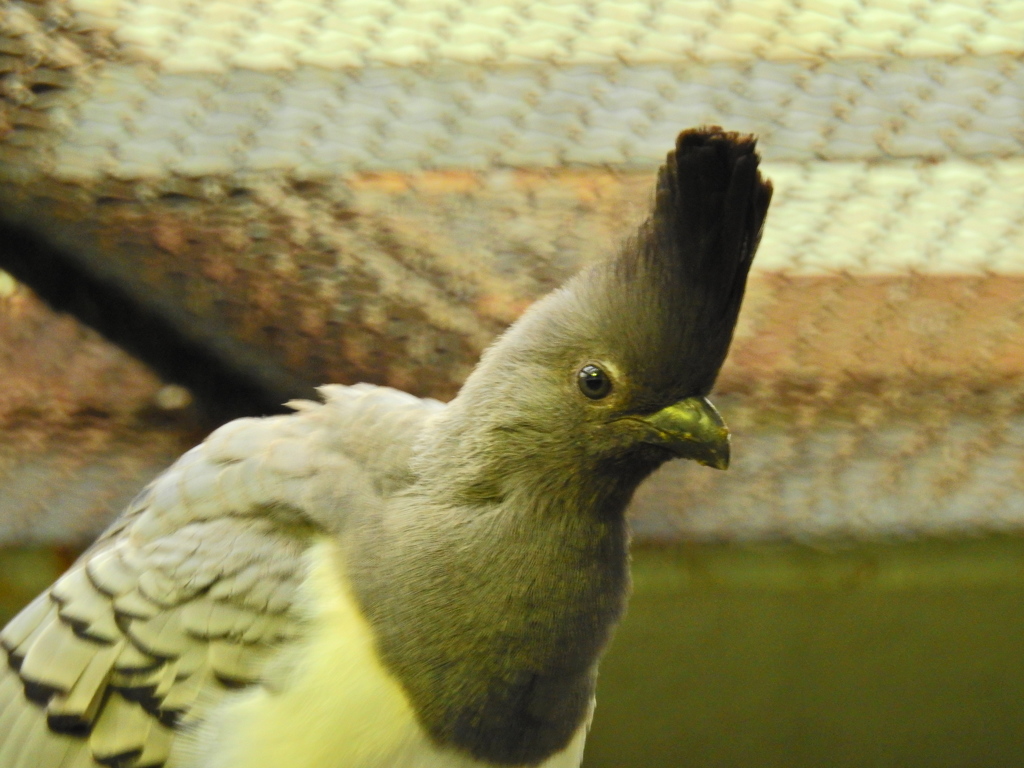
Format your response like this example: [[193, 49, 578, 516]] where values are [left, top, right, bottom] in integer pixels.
[[345, 448, 641, 766]]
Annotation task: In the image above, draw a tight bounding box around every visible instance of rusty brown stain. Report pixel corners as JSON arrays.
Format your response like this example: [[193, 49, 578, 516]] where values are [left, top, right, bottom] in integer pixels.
[[150, 220, 188, 255], [411, 171, 483, 194]]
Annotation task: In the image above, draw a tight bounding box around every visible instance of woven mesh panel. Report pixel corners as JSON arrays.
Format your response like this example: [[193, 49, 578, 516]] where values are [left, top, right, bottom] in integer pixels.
[[0, 0, 1021, 542]]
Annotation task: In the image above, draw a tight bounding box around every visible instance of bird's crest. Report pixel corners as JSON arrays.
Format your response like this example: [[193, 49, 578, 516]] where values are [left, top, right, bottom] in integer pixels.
[[592, 126, 773, 402]]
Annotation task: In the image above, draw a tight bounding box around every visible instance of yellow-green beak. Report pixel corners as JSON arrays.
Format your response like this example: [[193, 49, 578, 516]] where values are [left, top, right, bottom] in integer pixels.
[[641, 396, 730, 470]]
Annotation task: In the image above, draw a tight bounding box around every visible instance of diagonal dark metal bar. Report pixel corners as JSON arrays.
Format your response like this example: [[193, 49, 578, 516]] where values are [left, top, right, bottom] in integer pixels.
[[0, 217, 309, 424]]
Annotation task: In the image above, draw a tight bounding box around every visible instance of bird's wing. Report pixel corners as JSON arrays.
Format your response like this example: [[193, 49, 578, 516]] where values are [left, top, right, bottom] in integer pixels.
[[0, 383, 443, 768]]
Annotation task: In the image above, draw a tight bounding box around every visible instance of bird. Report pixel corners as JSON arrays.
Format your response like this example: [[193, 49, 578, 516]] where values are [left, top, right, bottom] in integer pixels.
[[0, 126, 772, 768]]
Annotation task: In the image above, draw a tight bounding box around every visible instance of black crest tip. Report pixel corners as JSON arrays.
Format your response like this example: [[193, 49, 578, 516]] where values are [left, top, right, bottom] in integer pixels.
[[641, 126, 773, 394], [655, 126, 773, 282]]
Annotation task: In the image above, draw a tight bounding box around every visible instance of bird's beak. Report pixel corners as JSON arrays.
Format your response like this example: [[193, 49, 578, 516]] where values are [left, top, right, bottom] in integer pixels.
[[640, 396, 730, 470]]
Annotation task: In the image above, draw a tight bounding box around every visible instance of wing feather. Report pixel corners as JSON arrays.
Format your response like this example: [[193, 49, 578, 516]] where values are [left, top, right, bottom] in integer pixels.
[[126, 605, 200, 659], [0, 703, 40, 767], [0, 594, 53, 662], [113, 639, 159, 674], [46, 640, 123, 732], [0, 669, 26, 731], [88, 691, 152, 763], [0, 384, 443, 767], [52, 569, 121, 643], [84, 549, 137, 598], [159, 668, 213, 714], [208, 639, 265, 684], [15, 715, 83, 768], [112, 589, 161, 621], [134, 721, 174, 768], [18, 618, 98, 695], [152, 662, 178, 700]]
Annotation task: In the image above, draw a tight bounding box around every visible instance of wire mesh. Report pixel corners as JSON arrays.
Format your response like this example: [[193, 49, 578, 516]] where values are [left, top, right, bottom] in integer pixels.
[[0, 0, 1021, 543]]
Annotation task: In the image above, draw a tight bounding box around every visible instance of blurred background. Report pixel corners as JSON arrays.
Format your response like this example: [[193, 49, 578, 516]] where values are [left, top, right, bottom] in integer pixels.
[[0, 0, 1022, 765]]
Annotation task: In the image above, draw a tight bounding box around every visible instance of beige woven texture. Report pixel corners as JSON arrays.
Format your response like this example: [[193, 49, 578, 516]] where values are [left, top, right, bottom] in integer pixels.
[[0, 0, 1022, 543]]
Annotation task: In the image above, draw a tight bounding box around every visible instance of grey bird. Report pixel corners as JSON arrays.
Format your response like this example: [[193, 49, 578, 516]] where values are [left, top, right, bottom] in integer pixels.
[[0, 126, 771, 768]]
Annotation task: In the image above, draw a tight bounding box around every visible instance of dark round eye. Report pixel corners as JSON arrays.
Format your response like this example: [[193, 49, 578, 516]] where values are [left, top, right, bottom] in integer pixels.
[[577, 364, 612, 400]]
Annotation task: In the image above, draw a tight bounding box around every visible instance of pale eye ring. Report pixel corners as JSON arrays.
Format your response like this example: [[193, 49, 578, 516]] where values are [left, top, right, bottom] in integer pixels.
[[577, 364, 612, 400]]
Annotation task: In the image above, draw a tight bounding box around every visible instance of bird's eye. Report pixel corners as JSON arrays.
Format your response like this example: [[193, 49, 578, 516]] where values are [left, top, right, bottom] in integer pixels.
[[577, 364, 612, 400]]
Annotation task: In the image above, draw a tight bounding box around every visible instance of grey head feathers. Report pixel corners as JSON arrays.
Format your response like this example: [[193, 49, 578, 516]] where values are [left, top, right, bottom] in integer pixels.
[[434, 127, 772, 482]]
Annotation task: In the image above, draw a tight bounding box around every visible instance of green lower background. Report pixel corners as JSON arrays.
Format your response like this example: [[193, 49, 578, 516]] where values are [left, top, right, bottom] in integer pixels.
[[586, 539, 1024, 768], [3, 538, 1024, 767]]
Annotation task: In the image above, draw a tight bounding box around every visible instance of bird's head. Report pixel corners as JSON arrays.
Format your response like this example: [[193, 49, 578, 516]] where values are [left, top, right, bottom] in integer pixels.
[[429, 127, 772, 497]]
